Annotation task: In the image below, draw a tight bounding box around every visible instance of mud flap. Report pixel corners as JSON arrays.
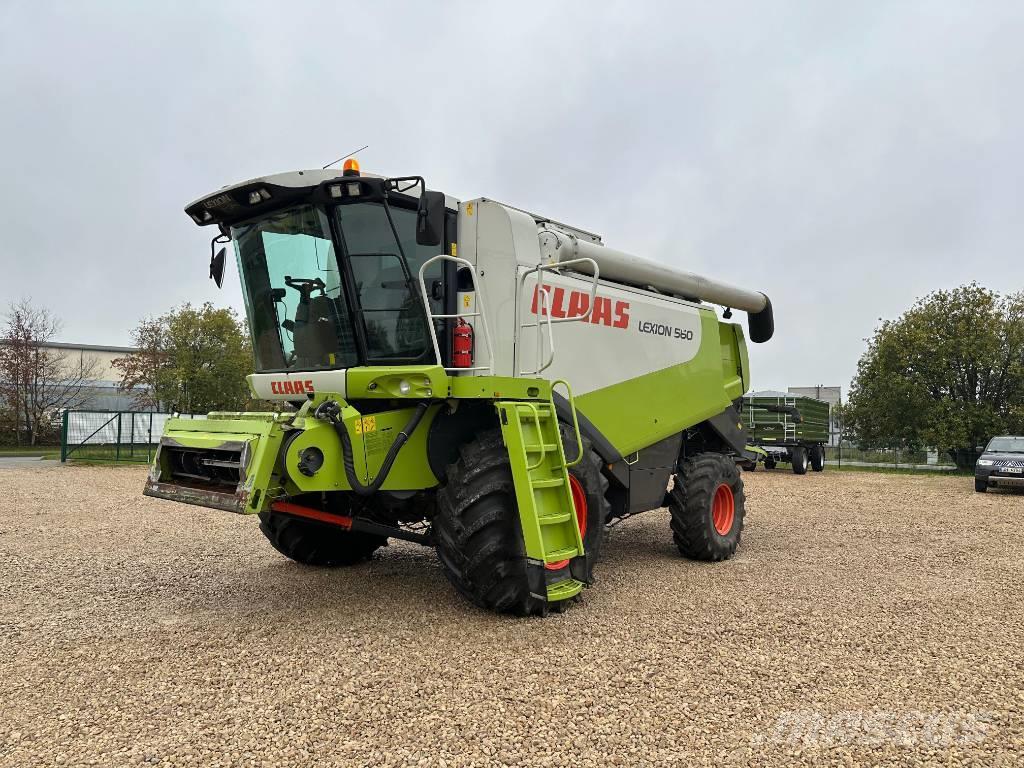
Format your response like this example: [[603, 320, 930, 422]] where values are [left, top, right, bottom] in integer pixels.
[[707, 405, 749, 456]]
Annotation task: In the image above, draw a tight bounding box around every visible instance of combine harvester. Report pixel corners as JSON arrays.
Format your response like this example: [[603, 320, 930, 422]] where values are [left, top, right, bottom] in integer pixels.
[[144, 161, 775, 615], [741, 391, 830, 474]]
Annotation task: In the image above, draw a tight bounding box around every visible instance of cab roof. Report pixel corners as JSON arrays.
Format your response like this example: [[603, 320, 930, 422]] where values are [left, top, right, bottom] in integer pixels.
[[185, 168, 461, 227]]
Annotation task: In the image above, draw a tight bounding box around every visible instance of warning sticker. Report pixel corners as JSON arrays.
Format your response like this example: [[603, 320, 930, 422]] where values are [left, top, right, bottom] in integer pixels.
[[365, 427, 396, 455], [353, 416, 376, 436]]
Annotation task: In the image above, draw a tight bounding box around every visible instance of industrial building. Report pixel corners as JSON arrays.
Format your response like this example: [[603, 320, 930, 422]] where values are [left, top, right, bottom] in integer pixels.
[[35, 341, 142, 411]]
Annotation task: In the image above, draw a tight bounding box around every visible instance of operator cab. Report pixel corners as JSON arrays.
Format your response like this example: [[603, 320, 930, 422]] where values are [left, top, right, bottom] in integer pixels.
[[186, 163, 459, 374]]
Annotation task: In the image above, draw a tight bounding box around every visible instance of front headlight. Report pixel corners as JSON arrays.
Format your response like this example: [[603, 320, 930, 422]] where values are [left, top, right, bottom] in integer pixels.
[[977, 459, 994, 466]]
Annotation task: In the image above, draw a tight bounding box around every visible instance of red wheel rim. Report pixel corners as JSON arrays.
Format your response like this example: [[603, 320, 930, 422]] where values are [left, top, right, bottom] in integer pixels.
[[546, 474, 588, 571], [712, 483, 735, 535], [569, 474, 588, 538]]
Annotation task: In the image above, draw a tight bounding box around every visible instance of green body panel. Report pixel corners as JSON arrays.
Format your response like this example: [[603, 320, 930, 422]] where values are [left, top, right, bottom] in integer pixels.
[[283, 404, 443, 493], [575, 313, 741, 456], [345, 365, 550, 402], [741, 394, 830, 445], [449, 375, 549, 401], [496, 399, 584, 602], [346, 365, 449, 399], [719, 323, 747, 401]]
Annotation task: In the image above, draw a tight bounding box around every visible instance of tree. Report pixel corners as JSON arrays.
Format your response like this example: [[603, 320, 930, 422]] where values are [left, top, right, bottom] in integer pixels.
[[114, 303, 254, 413], [845, 283, 1024, 467], [0, 299, 100, 446]]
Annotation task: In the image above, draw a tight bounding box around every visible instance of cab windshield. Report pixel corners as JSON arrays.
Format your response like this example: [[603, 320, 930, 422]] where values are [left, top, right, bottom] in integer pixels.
[[233, 202, 442, 372]]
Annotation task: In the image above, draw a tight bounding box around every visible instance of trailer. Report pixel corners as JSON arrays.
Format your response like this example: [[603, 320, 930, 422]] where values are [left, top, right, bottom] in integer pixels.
[[741, 391, 829, 474], [143, 160, 777, 615]]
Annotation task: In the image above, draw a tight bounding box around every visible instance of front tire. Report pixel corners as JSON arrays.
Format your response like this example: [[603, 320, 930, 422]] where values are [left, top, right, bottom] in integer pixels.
[[791, 446, 809, 475], [434, 427, 608, 616], [669, 453, 746, 561], [975, 478, 987, 493], [258, 506, 387, 567]]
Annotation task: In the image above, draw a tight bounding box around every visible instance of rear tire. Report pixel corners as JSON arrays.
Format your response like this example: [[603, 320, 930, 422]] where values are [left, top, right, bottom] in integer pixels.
[[765, 457, 777, 470], [434, 427, 608, 616], [669, 453, 746, 561], [975, 478, 987, 493], [810, 444, 825, 472], [258, 506, 386, 567], [791, 446, 808, 475]]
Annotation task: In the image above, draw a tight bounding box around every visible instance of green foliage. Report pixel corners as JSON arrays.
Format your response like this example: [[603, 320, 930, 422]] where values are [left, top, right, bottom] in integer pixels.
[[846, 283, 1024, 463], [115, 303, 255, 413]]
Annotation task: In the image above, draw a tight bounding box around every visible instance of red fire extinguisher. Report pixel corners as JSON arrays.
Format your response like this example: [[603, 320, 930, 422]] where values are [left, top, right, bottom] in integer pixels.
[[453, 319, 474, 368]]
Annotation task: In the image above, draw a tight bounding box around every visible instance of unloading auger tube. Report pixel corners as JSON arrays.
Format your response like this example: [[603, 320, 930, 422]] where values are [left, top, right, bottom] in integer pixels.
[[537, 228, 775, 343]]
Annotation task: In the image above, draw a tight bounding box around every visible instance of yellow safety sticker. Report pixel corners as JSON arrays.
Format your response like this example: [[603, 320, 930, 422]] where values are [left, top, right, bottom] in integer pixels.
[[463, 294, 472, 308], [466, 202, 474, 217], [353, 419, 362, 435], [450, 243, 457, 257], [328, 353, 336, 365], [361, 416, 377, 433]]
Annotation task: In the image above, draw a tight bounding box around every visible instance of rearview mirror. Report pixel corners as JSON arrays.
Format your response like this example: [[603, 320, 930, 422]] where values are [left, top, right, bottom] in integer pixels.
[[416, 190, 445, 246], [209, 246, 226, 288]]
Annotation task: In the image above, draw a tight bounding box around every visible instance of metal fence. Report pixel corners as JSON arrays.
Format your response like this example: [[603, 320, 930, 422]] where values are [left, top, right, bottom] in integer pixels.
[[61, 410, 197, 463], [824, 444, 958, 470]]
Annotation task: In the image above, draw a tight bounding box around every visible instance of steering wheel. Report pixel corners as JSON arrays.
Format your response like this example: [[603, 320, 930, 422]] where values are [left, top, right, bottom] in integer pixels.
[[284, 276, 326, 301]]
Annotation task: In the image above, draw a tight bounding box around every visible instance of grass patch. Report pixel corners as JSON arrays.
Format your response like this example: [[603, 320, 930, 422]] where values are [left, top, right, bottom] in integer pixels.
[[830, 463, 973, 477], [0, 446, 60, 458], [64, 457, 149, 467], [61, 445, 154, 464]]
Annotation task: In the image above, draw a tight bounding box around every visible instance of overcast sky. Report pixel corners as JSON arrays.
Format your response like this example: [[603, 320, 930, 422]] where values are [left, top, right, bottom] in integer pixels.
[[1, 1, 1021, 394]]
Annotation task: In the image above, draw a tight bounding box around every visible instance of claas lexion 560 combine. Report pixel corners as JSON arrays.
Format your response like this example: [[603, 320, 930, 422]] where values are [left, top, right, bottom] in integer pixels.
[[144, 160, 775, 615]]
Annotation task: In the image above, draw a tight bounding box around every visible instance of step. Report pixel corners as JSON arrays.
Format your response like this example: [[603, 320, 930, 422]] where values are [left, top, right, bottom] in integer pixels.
[[546, 578, 584, 603], [530, 477, 565, 489], [545, 546, 579, 561], [537, 511, 572, 525], [525, 408, 554, 420], [523, 443, 559, 453], [511, 403, 553, 416]]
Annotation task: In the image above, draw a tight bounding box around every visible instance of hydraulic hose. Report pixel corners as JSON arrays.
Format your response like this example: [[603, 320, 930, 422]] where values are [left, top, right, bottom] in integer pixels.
[[314, 400, 430, 496]]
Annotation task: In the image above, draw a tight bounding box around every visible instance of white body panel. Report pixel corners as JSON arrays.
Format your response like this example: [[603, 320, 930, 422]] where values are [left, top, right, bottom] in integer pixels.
[[464, 200, 540, 376], [249, 369, 348, 401], [516, 270, 704, 396], [460, 200, 706, 392]]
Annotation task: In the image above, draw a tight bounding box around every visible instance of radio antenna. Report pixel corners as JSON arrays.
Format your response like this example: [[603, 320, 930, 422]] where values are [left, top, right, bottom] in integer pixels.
[[323, 145, 369, 170]]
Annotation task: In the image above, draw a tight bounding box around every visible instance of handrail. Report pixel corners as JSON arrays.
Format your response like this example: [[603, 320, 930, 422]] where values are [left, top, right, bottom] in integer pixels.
[[417, 254, 495, 375], [516, 257, 600, 376], [551, 379, 583, 468], [516, 402, 548, 471]]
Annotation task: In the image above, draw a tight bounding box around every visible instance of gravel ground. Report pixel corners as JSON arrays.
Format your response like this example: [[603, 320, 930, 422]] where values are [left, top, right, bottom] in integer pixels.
[[1, 464, 1022, 767]]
